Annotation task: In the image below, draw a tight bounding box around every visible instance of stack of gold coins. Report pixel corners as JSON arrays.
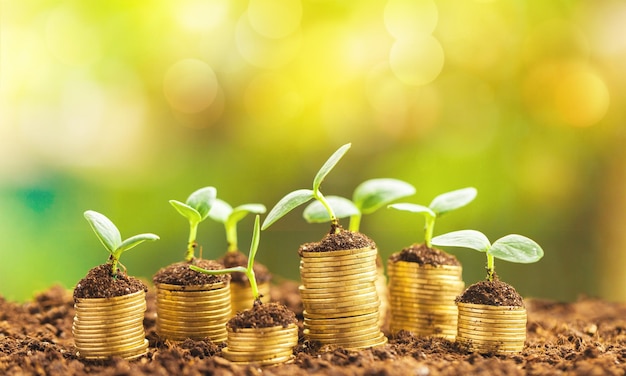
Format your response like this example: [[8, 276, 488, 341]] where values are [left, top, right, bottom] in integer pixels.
[[221, 323, 298, 365], [388, 262, 464, 340], [375, 267, 389, 331], [230, 281, 271, 316], [300, 247, 387, 350], [73, 290, 148, 360], [155, 282, 231, 343], [456, 302, 527, 354]]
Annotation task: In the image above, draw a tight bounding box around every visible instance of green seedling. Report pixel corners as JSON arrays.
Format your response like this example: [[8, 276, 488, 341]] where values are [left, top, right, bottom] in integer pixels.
[[84, 210, 159, 278], [169, 186, 217, 262], [208, 199, 266, 252], [431, 230, 544, 281], [388, 187, 477, 248], [191, 215, 262, 301], [261, 143, 351, 233], [303, 178, 416, 232]]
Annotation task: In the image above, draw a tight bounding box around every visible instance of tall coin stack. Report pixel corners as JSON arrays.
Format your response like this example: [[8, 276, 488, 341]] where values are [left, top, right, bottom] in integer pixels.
[[456, 302, 527, 354], [155, 282, 231, 343], [388, 262, 464, 339], [300, 247, 387, 350], [222, 323, 299, 365], [73, 289, 148, 360]]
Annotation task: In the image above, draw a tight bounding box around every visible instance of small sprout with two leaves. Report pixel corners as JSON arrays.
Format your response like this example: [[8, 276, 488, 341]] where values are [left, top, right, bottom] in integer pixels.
[[169, 187, 217, 262], [303, 178, 416, 232], [191, 215, 263, 301], [261, 143, 351, 233], [208, 199, 266, 252], [388, 187, 477, 248], [84, 210, 159, 278], [431, 230, 544, 281]]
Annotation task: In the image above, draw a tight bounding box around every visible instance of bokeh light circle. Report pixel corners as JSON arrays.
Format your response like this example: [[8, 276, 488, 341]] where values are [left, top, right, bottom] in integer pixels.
[[384, 0, 438, 38], [248, 0, 302, 39], [163, 59, 219, 114], [389, 34, 445, 86], [554, 67, 610, 127]]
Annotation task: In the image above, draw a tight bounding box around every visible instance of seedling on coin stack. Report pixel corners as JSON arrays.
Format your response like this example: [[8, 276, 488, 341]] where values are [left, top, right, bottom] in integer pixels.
[[192, 216, 298, 366], [208, 199, 271, 314], [152, 186, 232, 342], [432, 230, 544, 354], [73, 210, 159, 360], [302, 178, 416, 330], [385, 188, 476, 339], [262, 143, 387, 350]]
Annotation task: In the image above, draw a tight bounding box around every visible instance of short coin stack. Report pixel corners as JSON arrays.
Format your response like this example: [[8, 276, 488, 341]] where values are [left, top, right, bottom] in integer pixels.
[[300, 247, 387, 350], [388, 262, 464, 339], [155, 282, 231, 342], [73, 289, 148, 360], [222, 323, 299, 365], [230, 281, 271, 316], [456, 302, 527, 354]]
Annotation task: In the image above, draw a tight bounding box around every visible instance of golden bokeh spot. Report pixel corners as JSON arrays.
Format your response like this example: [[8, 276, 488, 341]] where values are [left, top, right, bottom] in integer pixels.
[[248, 0, 302, 39], [163, 59, 219, 114], [175, 0, 230, 31], [384, 0, 438, 38], [244, 73, 303, 124], [389, 34, 445, 86]]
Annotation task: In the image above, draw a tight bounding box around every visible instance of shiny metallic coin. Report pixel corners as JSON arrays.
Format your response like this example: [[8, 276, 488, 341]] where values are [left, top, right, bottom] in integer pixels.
[[303, 300, 380, 315], [155, 282, 228, 291], [78, 339, 149, 360], [458, 302, 526, 312], [73, 289, 146, 306], [300, 247, 377, 258]]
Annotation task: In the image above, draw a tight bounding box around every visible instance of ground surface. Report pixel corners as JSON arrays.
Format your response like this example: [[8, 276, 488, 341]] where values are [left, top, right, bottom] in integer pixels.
[[1, 281, 626, 375]]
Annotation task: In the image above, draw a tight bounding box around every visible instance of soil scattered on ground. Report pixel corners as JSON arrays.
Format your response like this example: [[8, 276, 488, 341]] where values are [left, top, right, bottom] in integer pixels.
[[2, 281, 626, 375]]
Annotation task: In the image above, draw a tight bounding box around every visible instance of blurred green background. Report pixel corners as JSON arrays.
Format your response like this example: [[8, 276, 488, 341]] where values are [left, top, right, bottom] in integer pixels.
[[2, 0, 625, 302]]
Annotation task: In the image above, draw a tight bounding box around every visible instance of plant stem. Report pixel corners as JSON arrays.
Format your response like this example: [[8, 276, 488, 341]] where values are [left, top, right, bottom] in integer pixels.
[[247, 268, 259, 300], [315, 191, 339, 233], [349, 214, 361, 232], [186, 221, 199, 262], [424, 216, 435, 248], [486, 253, 495, 281], [109, 257, 119, 278], [226, 223, 238, 252]]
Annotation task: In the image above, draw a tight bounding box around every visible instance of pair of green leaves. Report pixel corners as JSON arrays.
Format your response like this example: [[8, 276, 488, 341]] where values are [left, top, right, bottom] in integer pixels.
[[84, 210, 159, 276], [432, 230, 544, 264], [262, 143, 352, 231], [302, 178, 416, 232], [388, 187, 477, 247], [169, 186, 217, 226]]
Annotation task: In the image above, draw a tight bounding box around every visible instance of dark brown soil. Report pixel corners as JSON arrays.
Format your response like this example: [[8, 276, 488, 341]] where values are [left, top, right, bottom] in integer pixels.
[[2, 282, 626, 375], [219, 251, 272, 284], [389, 243, 461, 266], [457, 278, 525, 307], [228, 300, 297, 329], [298, 225, 376, 254], [152, 259, 230, 285], [73, 264, 147, 299]]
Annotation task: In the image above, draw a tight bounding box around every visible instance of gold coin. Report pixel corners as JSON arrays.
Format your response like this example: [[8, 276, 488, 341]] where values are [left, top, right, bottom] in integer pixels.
[[72, 325, 144, 339], [299, 267, 378, 280], [457, 331, 526, 342], [227, 324, 297, 333], [303, 311, 379, 325], [303, 325, 380, 338], [155, 281, 228, 291], [303, 293, 379, 307], [74, 299, 146, 312], [78, 339, 149, 360], [301, 279, 378, 289], [300, 260, 378, 273], [458, 302, 526, 311], [306, 329, 383, 343], [304, 300, 380, 315], [390, 261, 462, 273], [74, 290, 145, 305], [304, 319, 379, 333], [227, 334, 298, 345], [73, 315, 145, 328], [301, 268, 379, 282], [300, 247, 377, 258], [317, 333, 388, 350]]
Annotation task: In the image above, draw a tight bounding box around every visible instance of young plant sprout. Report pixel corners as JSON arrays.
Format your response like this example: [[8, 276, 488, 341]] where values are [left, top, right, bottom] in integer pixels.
[[84, 210, 159, 278], [388, 187, 477, 248], [169, 186, 217, 262], [302, 178, 416, 231], [261, 143, 351, 233], [208, 199, 266, 252], [431, 230, 544, 281], [191, 215, 262, 300]]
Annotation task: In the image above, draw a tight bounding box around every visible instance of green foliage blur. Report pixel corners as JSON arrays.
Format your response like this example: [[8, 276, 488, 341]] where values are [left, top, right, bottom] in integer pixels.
[[2, 0, 625, 302]]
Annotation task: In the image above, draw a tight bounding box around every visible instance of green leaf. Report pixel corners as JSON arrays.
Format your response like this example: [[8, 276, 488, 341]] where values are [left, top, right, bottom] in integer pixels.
[[186, 186, 217, 221], [429, 187, 477, 216], [490, 234, 544, 264], [303, 196, 359, 223], [84, 210, 122, 254], [248, 215, 261, 269], [353, 178, 416, 214], [312, 143, 351, 193], [262, 189, 315, 230], [229, 203, 267, 225], [207, 198, 233, 223], [388, 203, 436, 219], [431, 230, 491, 253], [115, 233, 160, 256], [169, 200, 202, 224]]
